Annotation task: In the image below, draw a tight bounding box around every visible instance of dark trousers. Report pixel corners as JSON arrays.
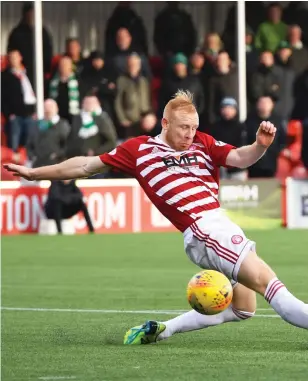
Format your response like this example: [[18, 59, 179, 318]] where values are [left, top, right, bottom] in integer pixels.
[[6, 116, 35, 152], [44, 200, 94, 234]]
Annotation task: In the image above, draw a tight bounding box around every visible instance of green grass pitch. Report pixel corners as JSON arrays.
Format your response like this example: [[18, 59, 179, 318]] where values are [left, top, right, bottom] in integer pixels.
[[2, 230, 308, 381]]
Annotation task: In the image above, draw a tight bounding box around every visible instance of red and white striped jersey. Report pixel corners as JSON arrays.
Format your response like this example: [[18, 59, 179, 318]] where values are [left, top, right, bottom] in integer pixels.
[[100, 131, 235, 232]]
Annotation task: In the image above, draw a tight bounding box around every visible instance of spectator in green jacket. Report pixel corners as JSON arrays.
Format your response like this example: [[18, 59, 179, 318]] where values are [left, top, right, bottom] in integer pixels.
[[255, 3, 288, 53]]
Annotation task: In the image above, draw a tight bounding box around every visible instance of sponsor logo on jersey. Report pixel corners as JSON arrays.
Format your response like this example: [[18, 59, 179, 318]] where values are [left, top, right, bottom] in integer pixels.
[[231, 235, 243, 244], [162, 153, 199, 168]]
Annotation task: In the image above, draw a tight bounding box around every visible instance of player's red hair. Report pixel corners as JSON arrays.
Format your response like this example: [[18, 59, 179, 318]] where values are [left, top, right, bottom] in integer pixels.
[[163, 90, 196, 118]]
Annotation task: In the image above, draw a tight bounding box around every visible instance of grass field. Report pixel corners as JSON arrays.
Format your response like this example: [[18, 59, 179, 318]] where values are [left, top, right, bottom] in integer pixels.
[[2, 230, 308, 381]]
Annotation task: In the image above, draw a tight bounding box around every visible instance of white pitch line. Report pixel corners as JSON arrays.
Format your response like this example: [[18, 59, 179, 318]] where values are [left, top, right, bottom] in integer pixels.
[[1, 306, 279, 317]]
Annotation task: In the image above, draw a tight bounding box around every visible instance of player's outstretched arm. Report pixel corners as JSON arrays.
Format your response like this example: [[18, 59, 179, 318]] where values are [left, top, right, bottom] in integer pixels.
[[226, 121, 276, 168], [3, 156, 107, 181]]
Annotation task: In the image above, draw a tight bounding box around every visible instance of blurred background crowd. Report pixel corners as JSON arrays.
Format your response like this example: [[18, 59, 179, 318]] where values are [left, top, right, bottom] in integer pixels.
[[1, 1, 308, 181]]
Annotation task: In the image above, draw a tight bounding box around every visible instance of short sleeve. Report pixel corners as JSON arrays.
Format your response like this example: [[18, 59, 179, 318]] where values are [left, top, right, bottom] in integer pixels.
[[99, 139, 137, 176], [207, 135, 236, 168]]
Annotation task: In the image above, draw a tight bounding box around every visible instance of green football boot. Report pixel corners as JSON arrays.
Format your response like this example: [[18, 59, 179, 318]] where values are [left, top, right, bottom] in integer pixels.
[[123, 320, 166, 345]]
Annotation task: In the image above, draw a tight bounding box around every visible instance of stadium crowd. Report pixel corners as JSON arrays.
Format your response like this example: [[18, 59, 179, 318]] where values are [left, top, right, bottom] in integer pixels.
[[1, 1, 308, 181]]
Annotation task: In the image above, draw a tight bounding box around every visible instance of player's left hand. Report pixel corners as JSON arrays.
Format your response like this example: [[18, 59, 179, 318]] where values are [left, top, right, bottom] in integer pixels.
[[256, 121, 277, 148]]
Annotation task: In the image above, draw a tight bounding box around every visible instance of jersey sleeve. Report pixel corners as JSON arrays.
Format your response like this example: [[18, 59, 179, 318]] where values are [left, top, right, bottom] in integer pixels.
[[207, 135, 236, 168], [99, 138, 137, 176]]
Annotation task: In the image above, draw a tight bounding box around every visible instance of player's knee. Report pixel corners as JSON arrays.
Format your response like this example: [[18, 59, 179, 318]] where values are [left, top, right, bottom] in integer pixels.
[[232, 307, 255, 321], [232, 283, 257, 313]]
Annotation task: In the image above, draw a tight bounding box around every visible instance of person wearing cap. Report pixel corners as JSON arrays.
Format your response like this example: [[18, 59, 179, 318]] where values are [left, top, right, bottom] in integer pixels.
[[158, 53, 204, 118], [255, 2, 288, 53], [7, 2, 53, 85], [274, 41, 296, 124], [209, 97, 247, 180]]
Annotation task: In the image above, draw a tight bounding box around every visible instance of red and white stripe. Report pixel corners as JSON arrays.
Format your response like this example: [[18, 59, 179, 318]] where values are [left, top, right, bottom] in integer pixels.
[[136, 138, 221, 219], [265, 279, 285, 303], [191, 222, 239, 265]]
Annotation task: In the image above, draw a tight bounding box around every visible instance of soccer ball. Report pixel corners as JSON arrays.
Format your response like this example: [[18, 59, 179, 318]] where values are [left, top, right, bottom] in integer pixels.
[[187, 270, 233, 315]]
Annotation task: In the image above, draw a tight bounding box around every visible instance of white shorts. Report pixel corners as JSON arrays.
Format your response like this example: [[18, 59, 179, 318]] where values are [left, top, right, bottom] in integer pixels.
[[183, 209, 256, 284]]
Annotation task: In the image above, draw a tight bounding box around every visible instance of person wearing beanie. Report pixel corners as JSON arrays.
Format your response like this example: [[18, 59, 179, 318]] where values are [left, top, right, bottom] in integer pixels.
[[209, 97, 247, 180], [158, 53, 205, 118], [274, 41, 296, 124]]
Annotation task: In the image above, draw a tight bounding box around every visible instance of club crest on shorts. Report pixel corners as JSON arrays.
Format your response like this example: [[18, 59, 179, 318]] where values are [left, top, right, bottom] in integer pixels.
[[231, 235, 243, 244]]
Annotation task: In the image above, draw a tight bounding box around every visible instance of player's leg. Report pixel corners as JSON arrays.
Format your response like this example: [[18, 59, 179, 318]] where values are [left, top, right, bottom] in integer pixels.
[[123, 283, 256, 344], [156, 283, 256, 341], [237, 251, 308, 329]]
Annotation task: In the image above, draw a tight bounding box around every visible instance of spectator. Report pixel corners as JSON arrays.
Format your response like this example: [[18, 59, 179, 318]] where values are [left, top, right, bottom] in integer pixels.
[[202, 33, 223, 66], [209, 97, 246, 180], [158, 53, 204, 118], [154, 2, 196, 59], [139, 112, 159, 137], [114, 53, 152, 139], [105, 28, 151, 80], [284, 2, 308, 47], [246, 26, 259, 77], [81, 50, 116, 118], [207, 51, 238, 124], [292, 66, 308, 121], [255, 2, 288, 53], [249, 51, 281, 104], [27, 99, 70, 168], [245, 96, 286, 178], [64, 38, 85, 75], [287, 25, 308, 76], [1, 49, 36, 152], [275, 41, 296, 124], [189, 52, 205, 77], [222, 2, 266, 60], [48, 56, 85, 124], [105, 2, 148, 55], [44, 180, 94, 234], [67, 95, 117, 158], [7, 2, 53, 84]]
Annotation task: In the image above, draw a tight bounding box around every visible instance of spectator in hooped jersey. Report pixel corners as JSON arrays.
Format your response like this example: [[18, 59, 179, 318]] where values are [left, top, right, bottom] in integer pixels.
[[48, 56, 86, 125]]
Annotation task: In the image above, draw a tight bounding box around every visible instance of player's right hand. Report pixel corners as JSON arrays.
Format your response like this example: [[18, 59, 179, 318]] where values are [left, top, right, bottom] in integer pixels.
[[3, 163, 34, 181]]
